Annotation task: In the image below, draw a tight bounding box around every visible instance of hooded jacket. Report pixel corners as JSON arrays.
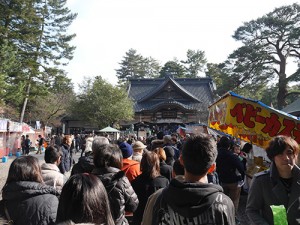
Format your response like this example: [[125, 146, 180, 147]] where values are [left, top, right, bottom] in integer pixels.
[[1, 181, 60, 225], [71, 153, 94, 175], [92, 167, 139, 225], [132, 173, 169, 225], [142, 178, 235, 225]]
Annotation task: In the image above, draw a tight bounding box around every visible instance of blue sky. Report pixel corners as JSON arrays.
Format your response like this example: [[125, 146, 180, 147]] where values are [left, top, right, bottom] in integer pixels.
[[65, 0, 297, 92]]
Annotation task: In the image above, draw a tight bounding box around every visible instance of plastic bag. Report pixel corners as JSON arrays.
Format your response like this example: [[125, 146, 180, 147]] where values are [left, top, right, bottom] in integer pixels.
[[270, 205, 288, 225]]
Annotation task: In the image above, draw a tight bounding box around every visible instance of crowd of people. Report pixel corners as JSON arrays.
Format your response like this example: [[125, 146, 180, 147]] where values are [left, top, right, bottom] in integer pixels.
[[1, 131, 299, 225]]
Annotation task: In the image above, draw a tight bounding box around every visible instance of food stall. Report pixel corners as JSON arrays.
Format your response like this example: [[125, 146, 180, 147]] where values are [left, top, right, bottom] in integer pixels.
[[7, 121, 23, 155], [0, 119, 8, 158], [208, 91, 300, 177]]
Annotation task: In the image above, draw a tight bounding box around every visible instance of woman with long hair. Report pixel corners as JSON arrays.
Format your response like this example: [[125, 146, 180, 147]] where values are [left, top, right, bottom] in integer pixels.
[[1, 156, 59, 225], [131, 151, 169, 225], [91, 143, 138, 225], [56, 173, 114, 225], [153, 147, 173, 181]]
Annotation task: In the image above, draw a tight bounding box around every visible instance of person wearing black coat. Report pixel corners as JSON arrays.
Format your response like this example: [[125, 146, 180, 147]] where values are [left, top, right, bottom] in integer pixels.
[[72, 136, 110, 175], [91, 143, 138, 225], [0, 156, 60, 225], [71, 151, 94, 175], [153, 147, 173, 181], [59, 135, 73, 174], [132, 151, 169, 225], [216, 136, 245, 217]]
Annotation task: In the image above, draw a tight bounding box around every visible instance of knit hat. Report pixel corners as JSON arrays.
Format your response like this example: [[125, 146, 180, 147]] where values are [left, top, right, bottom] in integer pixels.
[[119, 142, 133, 158], [132, 141, 147, 151]]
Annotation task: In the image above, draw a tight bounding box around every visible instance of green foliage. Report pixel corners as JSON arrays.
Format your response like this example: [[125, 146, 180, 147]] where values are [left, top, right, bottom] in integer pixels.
[[0, 0, 77, 121], [117, 49, 207, 82], [159, 60, 186, 78], [181, 49, 207, 78], [231, 3, 300, 109], [116, 49, 161, 84], [70, 76, 134, 129]]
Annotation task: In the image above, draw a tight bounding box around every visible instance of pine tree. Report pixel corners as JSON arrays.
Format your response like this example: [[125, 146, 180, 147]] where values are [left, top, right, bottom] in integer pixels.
[[0, 0, 77, 122]]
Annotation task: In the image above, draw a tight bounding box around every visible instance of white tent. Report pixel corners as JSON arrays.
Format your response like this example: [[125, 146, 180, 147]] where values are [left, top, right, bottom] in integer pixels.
[[99, 126, 120, 133], [98, 126, 120, 140]]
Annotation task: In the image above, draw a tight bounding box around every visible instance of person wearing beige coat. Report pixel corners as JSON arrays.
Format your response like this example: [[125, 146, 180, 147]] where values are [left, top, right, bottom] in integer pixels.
[[41, 145, 66, 190]]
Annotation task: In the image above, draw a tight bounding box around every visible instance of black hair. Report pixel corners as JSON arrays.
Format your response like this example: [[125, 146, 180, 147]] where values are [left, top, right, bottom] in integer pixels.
[[56, 173, 114, 225], [93, 144, 123, 169], [242, 143, 252, 154], [4, 156, 43, 188], [157, 131, 164, 140], [173, 160, 184, 176], [217, 136, 231, 149], [266, 135, 299, 161], [182, 134, 217, 176], [44, 145, 62, 164]]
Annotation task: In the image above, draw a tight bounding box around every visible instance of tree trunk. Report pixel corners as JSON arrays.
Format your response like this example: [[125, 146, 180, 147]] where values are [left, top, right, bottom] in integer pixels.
[[277, 61, 288, 109], [20, 83, 31, 123]]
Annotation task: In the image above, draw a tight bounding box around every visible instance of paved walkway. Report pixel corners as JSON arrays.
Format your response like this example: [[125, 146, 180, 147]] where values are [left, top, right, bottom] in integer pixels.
[[0, 153, 251, 224]]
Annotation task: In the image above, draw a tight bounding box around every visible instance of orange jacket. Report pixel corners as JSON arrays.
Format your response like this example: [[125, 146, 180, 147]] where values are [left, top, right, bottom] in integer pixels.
[[122, 158, 141, 182]]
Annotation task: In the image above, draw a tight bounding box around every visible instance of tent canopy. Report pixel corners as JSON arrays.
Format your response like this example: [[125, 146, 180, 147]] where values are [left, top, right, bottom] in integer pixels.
[[208, 91, 300, 148], [99, 126, 120, 133]]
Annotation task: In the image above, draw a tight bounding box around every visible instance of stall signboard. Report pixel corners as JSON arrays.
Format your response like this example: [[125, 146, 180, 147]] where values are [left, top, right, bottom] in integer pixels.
[[0, 119, 8, 132], [8, 121, 22, 132], [208, 91, 300, 148]]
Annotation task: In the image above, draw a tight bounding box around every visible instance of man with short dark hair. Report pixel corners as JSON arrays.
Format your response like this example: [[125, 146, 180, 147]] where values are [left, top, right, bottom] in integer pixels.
[[41, 145, 65, 190], [142, 134, 236, 225], [216, 136, 245, 223]]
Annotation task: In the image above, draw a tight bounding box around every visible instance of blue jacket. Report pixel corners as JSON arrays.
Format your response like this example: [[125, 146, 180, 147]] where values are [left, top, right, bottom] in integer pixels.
[[58, 144, 72, 174]]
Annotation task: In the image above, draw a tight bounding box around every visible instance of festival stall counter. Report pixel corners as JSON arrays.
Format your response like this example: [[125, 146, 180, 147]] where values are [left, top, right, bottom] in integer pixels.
[[208, 91, 300, 177]]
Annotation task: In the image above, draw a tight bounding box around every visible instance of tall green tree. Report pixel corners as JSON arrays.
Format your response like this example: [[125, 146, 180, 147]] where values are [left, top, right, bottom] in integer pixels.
[[27, 73, 74, 127], [181, 49, 207, 78], [231, 3, 300, 109], [159, 60, 186, 78], [70, 76, 133, 129], [0, 0, 77, 122], [116, 49, 161, 84]]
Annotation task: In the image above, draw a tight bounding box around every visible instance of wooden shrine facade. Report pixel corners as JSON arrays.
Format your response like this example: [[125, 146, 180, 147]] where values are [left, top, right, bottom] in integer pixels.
[[127, 76, 216, 125]]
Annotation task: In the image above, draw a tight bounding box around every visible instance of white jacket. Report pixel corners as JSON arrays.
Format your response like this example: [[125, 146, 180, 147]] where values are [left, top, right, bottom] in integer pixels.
[[85, 137, 94, 152], [41, 163, 66, 190]]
